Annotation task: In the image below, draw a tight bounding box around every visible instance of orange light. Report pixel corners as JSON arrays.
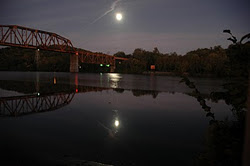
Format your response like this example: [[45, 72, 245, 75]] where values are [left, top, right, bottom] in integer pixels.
[[53, 77, 57, 84]]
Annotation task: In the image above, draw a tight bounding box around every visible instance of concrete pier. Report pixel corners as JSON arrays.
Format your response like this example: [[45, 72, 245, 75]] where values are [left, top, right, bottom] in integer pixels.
[[110, 65, 115, 73], [35, 49, 40, 70], [70, 54, 79, 73]]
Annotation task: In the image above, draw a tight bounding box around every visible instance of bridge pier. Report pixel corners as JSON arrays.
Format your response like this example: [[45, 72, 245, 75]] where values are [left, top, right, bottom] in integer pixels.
[[110, 65, 116, 73], [35, 49, 40, 70], [35, 72, 40, 94], [70, 53, 79, 73]]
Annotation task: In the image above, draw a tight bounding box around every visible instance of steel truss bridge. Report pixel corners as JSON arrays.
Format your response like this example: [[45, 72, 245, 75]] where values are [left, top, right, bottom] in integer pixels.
[[0, 25, 127, 72]]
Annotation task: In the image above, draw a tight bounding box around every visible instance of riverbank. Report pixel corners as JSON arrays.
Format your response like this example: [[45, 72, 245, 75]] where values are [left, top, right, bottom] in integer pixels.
[[141, 71, 229, 78]]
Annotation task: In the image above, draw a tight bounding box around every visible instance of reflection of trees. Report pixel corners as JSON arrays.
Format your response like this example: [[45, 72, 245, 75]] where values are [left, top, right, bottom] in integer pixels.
[[113, 88, 125, 93], [132, 89, 159, 99], [104, 87, 161, 98], [0, 79, 161, 99], [76, 86, 110, 93], [0, 80, 74, 94], [113, 88, 160, 99], [0, 80, 110, 95]]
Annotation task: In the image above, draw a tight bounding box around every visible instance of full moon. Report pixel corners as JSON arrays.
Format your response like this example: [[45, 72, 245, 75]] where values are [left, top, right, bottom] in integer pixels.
[[115, 120, 119, 127], [116, 13, 123, 21]]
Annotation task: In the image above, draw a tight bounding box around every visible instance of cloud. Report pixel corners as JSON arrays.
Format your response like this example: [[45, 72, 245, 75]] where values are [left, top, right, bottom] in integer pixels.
[[90, 0, 122, 25]]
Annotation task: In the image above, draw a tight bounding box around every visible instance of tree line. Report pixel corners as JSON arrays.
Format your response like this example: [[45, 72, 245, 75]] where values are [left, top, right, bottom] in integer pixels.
[[0, 47, 70, 72], [115, 45, 237, 76], [0, 41, 249, 77]]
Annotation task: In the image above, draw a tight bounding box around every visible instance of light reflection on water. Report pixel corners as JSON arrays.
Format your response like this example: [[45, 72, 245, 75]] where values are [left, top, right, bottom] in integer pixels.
[[0, 72, 235, 165], [107, 73, 122, 88]]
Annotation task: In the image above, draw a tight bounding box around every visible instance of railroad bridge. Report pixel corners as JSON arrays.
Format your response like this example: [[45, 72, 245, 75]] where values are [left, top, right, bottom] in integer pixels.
[[0, 25, 127, 72]]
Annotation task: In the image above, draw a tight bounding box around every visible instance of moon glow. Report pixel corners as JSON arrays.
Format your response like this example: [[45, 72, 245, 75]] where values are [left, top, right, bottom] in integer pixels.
[[116, 13, 123, 21]]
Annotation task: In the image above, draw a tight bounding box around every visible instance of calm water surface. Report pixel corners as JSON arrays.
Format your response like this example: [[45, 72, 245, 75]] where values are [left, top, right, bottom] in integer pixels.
[[0, 72, 234, 165]]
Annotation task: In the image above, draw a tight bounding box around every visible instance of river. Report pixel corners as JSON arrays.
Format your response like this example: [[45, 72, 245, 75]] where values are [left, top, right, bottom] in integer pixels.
[[0, 71, 238, 165]]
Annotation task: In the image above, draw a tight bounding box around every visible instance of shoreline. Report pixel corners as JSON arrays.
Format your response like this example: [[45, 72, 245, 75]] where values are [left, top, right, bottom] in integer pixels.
[[0, 70, 230, 78]]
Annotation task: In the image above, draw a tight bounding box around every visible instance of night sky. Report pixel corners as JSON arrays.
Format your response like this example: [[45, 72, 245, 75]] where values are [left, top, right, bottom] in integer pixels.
[[1, 0, 249, 55]]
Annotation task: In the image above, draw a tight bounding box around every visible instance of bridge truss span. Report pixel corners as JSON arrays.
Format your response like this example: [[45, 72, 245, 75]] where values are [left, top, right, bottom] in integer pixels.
[[0, 24, 128, 72], [79, 51, 115, 66], [0, 25, 75, 53]]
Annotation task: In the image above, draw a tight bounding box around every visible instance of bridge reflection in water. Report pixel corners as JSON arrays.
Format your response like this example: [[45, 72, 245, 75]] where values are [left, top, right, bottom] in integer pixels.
[[0, 73, 112, 117], [0, 84, 112, 117], [0, 72, 162, 117], [0, 92, 75, 117]]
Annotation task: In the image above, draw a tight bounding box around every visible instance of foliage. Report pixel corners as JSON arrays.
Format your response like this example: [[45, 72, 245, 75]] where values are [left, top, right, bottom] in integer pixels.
[[115, 46, 229, 76], [0, 47, 70, 72], [0, 47, 36, 71], [184, 31, 249, 166], [182, 75, 246, 166]]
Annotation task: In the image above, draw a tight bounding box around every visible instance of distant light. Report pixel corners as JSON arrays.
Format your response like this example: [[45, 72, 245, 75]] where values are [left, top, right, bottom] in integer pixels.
[[100, 64, 103, 67], [53, 77, 57, 84], [106, 64, 110, 67], [37, 92, 40, 96], [116, 13, 123, 21], [115, 120, 119, 127], [37, 49, 40, 51], [75, 89, 78, 93]]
